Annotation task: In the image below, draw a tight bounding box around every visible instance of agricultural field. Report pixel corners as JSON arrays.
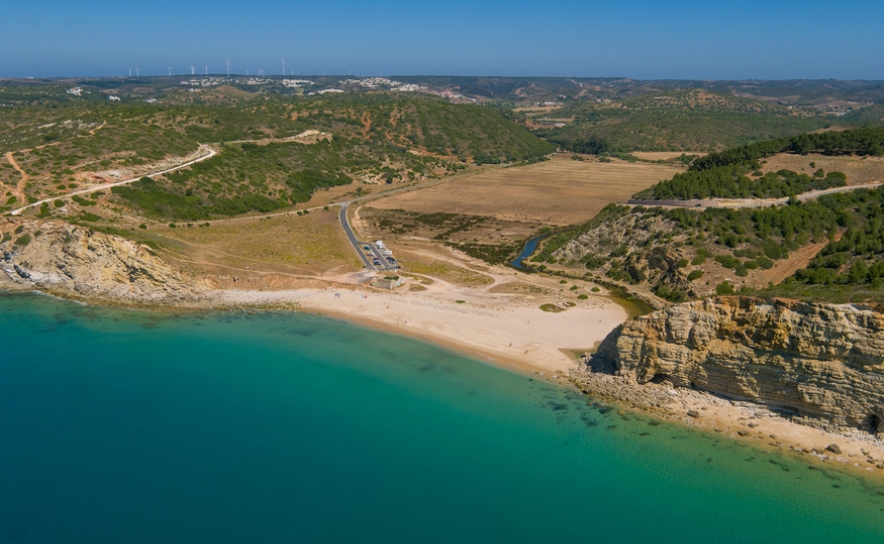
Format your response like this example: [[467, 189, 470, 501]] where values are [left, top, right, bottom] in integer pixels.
[[367, 155, 683, 226], [759, 153, 884, 186], [357, 155, 683, 266]]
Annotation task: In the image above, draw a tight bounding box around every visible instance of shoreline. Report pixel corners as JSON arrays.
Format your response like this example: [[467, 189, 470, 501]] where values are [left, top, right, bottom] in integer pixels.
[[571, 368, 884, 480], [201, 283, 627, 376], [5, 281, 884, 479]]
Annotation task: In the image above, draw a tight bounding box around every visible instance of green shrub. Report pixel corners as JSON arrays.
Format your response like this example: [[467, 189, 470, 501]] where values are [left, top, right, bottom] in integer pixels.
[[716, 281, 735, 295], [714, 255, 742, 269], [687, 270, 703, 281], [654, 285, 687, 303], [14, 233, 31, 247]]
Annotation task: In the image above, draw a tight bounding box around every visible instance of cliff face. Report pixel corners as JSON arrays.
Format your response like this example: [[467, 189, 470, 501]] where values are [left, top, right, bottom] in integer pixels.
[[0, 220, 202, 302], [590, 297, 884, 434]]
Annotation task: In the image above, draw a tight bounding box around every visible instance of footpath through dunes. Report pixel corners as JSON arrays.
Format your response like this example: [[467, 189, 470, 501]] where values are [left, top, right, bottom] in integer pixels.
[[369, 154, 684, 226]]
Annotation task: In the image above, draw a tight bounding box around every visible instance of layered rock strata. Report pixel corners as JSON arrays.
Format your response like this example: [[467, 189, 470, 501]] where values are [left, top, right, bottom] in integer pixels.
[[0, 220, 202, 302], [575, 297, 884, 435]]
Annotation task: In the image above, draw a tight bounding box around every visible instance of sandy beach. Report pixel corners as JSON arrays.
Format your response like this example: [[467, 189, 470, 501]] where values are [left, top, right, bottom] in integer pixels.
[[206, 269, 627, 375]]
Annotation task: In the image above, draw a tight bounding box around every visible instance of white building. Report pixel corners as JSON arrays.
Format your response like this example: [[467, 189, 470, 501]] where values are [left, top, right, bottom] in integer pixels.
[[375, 240, 385, 249]]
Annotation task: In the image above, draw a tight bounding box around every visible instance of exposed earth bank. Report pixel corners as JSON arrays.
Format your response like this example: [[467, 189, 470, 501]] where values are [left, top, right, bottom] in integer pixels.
[[0, 219, 204, 303], [573, 296, 884, 473]]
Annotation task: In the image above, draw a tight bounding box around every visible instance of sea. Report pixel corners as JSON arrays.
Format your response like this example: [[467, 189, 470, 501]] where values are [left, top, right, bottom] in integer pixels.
[[2, 292, 884, 543]]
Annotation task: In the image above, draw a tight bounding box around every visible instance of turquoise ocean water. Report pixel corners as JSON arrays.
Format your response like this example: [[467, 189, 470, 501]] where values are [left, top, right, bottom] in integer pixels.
[[2, 292, 884, 543]]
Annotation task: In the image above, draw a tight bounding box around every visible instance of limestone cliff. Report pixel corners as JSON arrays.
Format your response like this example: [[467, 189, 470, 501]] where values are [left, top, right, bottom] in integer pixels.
[[0, 219, 202, 302], [581, 297, 884, 435]]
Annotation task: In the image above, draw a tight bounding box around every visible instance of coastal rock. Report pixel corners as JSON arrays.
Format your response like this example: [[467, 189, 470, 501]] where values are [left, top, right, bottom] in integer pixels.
[[576, 297, 884, 436], [0, 219, 203, 302]]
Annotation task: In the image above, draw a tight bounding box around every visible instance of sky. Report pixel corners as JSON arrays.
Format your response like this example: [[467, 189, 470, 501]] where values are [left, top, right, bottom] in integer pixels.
[[1, 0, 882, 80]]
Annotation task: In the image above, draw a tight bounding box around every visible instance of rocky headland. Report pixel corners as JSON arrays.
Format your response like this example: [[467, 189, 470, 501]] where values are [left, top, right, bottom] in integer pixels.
[[0, 219, 203, 304], [572, 296, 884, 470]]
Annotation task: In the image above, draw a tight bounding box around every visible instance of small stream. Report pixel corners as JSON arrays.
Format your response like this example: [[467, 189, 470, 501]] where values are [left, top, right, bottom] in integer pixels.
[[509, 234, 550, 270]]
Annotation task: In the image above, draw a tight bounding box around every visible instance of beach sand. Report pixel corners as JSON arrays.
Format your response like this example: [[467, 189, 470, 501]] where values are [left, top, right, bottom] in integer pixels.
[[207, 270, 627, 375]]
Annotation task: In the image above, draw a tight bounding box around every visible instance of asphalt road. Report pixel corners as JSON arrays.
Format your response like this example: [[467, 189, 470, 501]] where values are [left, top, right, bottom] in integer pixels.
[[338, 201, 398, 272]]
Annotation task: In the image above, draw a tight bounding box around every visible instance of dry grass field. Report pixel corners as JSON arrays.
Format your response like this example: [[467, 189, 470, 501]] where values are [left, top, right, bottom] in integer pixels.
[[159, 209, 360, 277], [369, 154, 684, 226], [631, 151, 703, 161], [761, 153, 884, 185], [392, 243, 496, 287]]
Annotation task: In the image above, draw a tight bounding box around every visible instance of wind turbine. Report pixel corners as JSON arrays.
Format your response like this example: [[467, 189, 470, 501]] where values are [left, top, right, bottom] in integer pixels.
[[281, 57, 289, 76], [225, 57, 232, 79], [190, 65, 196, 75], [167, 66, 173, 76], [127, 67, 132, 77], [135, 66, 140, 77], [205, 65, 209, 75]]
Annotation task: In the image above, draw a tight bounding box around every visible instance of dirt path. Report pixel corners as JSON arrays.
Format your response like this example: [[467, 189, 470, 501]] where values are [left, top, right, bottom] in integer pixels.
[[627, 179, 884, 211], [753, 238, 836, 286], [361, 112, 371, 136], [9, 145, 217, 216], [5, 152, 28, 204], [88, 121, 106, 136]]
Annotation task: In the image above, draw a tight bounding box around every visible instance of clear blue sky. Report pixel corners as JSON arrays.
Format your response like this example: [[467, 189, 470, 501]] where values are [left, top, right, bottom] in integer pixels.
[[2, 0, 882, 79]]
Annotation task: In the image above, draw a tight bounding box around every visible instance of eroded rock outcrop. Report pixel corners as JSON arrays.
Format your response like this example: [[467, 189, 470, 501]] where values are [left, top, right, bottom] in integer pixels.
[[0, 219, 202, 302], [579, 297, 884, 434]]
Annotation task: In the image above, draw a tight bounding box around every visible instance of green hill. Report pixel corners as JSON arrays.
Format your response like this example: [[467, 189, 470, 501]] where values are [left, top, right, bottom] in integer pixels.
[[636, 128, 884, 200], [538, 90, 833, 153], [540, 129, 884, 305], [0, 88, 554, 219]]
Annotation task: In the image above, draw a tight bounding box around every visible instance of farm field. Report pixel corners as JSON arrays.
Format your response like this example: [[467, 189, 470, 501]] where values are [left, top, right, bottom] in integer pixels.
[[631, 151, 702, 162], [368, 154, 684, 226], [760, 153, 884, 185]]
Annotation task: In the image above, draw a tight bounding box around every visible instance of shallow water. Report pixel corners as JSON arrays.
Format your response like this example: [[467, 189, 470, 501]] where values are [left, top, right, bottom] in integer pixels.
[[509, 233, 549, 269], [2, 292, 884, 543]]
